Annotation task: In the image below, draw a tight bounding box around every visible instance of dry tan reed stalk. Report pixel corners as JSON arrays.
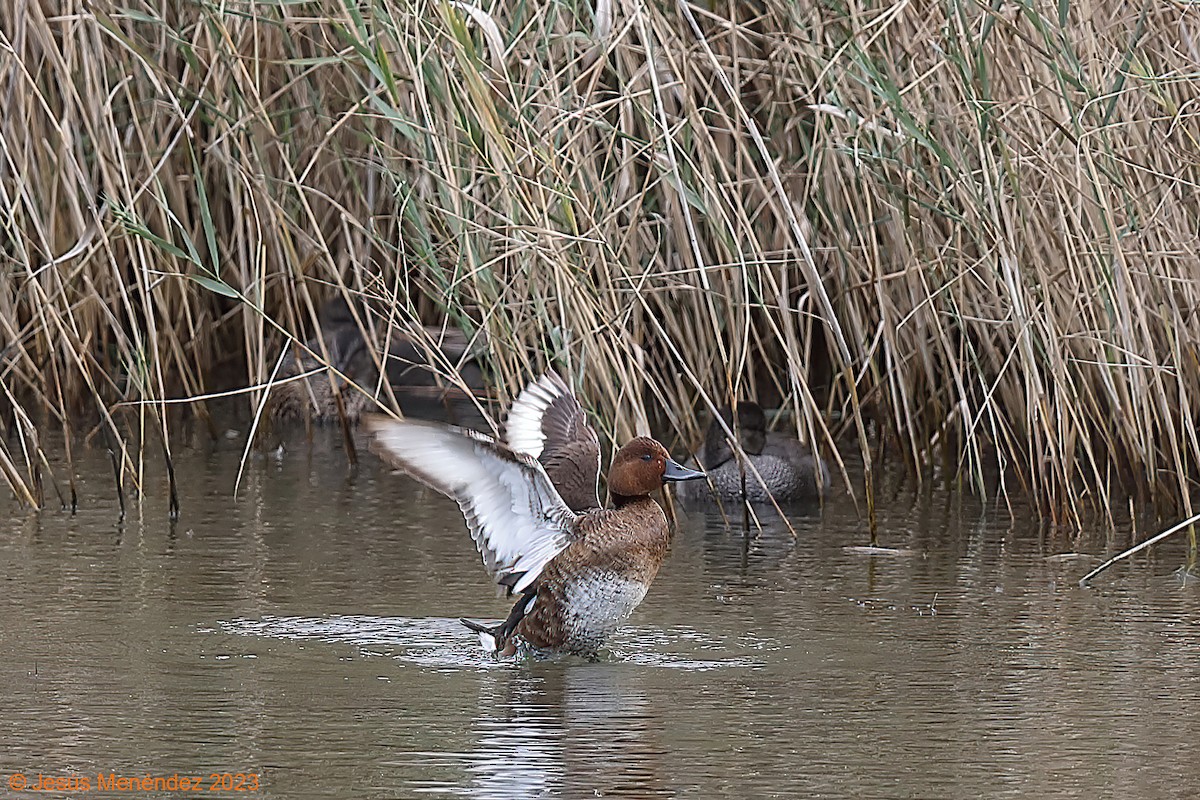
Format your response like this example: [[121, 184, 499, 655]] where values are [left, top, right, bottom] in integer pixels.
[[0, 0, 1198, 526]]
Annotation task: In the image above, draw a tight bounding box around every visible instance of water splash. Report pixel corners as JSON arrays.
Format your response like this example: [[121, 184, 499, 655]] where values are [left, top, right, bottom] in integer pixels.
[[214, 614, 765, 670]]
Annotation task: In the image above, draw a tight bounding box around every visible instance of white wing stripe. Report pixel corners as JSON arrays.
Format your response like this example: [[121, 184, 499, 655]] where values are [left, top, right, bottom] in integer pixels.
[[504, 374, 567, 458]]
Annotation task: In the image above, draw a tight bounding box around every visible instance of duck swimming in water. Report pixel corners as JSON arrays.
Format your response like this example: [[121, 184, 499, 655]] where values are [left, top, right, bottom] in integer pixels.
[[366, 374, 705, 658], [680, 402, 830, 504]]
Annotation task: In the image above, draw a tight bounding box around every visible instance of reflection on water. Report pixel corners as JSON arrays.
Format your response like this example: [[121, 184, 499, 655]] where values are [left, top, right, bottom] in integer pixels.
[[3, 427, 1200, 798], [214, 614, 762, 797], [426, 666, 670, 799]]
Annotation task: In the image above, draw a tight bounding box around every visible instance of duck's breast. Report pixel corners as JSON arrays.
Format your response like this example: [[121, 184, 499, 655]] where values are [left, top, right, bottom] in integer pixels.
[[517, 563, 651, 654], [527, 501, 669, 652], [562, 570, 650, 640]]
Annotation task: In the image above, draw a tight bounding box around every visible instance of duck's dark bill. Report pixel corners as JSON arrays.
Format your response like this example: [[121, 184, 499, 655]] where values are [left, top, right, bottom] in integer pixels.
[[663, 459, 706, 483]]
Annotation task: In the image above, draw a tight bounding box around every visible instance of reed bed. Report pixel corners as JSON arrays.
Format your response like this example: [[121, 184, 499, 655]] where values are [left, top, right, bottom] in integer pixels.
[[2, 0, 1199, 524]]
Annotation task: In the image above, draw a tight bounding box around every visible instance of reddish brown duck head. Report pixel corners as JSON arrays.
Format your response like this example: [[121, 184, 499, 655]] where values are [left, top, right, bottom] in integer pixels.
[[607, 436, 705, 504]]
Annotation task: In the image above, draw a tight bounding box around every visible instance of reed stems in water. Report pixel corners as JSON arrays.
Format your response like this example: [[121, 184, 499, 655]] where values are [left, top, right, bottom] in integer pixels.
[[1, 0, 1198, 525]]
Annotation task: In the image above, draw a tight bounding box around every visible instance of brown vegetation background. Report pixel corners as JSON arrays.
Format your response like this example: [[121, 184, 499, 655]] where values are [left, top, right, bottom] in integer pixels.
[[2, 0, 1199, 524]]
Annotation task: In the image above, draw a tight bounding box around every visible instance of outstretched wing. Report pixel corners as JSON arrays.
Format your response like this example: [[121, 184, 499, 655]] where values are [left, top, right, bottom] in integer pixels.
[[366, 417, 580, 593], [504, 373, 601, 512]]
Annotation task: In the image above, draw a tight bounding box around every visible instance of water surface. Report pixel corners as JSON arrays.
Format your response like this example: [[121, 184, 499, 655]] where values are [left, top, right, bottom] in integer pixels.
[[2, 427, 1198, 798]]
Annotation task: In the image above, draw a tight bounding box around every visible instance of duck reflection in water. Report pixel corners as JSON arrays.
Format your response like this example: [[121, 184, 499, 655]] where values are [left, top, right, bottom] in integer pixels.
[[462, 666, 668, 799]]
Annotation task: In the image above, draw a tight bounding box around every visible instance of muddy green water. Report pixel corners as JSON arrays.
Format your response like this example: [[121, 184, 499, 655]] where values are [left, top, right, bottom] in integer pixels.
[[2, 426, 1199, 799]]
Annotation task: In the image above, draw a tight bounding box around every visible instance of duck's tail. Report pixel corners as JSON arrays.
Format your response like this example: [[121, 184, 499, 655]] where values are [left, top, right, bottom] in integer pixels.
[[461, 590, 537, 657], [460, 617, 503, 654]]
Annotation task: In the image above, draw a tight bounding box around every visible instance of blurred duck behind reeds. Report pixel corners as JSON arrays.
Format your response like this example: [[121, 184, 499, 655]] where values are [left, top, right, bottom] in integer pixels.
[[268, 298, 487, 425]]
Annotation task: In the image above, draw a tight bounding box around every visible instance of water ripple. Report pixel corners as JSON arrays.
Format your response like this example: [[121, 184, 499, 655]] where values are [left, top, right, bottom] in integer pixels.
[[214, 614, 765, 670]]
